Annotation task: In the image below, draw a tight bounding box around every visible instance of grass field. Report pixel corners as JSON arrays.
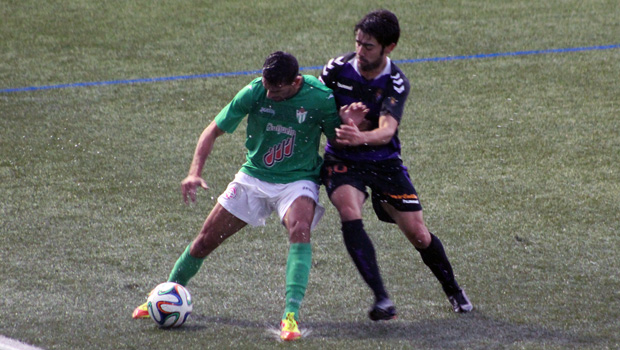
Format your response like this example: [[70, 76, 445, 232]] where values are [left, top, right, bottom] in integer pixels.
[[1, 1, 619, 349]]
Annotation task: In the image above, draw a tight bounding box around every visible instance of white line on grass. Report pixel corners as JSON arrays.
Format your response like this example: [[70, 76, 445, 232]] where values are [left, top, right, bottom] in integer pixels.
[[0, 336, 44, 350]]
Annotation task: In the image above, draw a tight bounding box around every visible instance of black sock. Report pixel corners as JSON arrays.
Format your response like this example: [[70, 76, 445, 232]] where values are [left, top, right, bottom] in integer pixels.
[[416, 233, 461, 296], [342, 219, 389, 302]]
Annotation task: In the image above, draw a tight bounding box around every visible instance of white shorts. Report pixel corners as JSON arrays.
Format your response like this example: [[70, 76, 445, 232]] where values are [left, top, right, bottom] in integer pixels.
[[217, 172, 325, 229]]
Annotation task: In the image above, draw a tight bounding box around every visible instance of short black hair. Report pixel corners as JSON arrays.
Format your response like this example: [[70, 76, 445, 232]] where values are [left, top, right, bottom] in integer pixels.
[[355, 9, 400, 47], [262, 51, 299, 86]]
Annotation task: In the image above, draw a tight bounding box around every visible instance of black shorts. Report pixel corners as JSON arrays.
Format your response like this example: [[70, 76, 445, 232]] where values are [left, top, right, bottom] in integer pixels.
[[321, 154, 423, 223]]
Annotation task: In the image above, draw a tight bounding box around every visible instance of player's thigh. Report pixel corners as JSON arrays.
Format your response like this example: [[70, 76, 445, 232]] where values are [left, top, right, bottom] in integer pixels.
[[193, 203, 247, 254], [330, 184, 366, 221], [380, 203, 431, 248]]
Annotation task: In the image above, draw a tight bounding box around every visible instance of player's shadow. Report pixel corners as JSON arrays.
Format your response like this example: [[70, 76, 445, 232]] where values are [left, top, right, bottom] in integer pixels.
[[305, 312, 598, 347], [187, 311, 599, 348]]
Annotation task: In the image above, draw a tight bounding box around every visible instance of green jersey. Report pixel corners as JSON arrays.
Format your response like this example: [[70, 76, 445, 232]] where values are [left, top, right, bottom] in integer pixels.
[[214, 75, 340, 184]]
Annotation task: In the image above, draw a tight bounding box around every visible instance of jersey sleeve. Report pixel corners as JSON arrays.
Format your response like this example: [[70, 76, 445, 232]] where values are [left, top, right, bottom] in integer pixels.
[[214, 81, 256, 133], [381, 68, 410, 123], [320, 93, 340, 140], [319, 53, 354, 90]]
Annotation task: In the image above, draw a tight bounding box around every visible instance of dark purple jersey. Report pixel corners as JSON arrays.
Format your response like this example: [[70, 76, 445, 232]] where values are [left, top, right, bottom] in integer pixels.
[[320, 52, 410, 161]]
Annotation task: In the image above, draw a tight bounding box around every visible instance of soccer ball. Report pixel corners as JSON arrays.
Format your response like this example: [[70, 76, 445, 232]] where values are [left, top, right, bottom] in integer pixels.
[[147, 282, 193, 328]]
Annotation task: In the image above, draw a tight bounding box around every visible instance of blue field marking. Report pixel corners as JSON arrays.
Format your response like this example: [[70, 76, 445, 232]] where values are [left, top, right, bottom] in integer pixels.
[[394, 44, 620, 64], [1, 44, 618, 93], [0, 70, 262, 93]]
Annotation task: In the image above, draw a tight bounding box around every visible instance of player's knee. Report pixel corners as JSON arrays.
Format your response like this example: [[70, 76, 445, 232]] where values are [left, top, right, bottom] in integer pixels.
[[335, 204, 362, 221], [403, 224, 431, 248]]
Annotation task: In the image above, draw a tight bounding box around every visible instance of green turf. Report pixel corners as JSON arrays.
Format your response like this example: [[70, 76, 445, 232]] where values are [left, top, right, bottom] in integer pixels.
[[1, 1, 619, 349]]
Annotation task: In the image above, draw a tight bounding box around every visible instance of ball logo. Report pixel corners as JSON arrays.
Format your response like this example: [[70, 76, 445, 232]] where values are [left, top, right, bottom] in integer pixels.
[[224, 186, 237, 199]]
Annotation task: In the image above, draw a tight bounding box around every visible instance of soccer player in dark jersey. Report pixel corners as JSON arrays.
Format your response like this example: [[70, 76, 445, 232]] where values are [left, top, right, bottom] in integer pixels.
[[319, 9, 473, 320], [132, 51, 349, 341]]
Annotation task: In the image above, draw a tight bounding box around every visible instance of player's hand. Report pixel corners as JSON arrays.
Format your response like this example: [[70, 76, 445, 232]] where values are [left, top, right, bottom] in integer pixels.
[[335, 119, 366, 146], [181, 175, 209, 204], [339, 102, 369, 128]]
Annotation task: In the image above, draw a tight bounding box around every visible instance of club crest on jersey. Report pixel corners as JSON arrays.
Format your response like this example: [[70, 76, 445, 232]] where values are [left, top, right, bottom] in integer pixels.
[[374, 88, 384, 103], [296, 107, 308, 123]]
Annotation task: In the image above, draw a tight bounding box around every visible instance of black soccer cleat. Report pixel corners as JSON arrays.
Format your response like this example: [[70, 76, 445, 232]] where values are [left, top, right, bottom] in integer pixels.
[[368, 299, 397, 321], [448, 289, 473, 313]]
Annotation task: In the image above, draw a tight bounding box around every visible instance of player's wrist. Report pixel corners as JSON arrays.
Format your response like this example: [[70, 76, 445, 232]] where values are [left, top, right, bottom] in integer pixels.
[[358, 119, 371, 131]]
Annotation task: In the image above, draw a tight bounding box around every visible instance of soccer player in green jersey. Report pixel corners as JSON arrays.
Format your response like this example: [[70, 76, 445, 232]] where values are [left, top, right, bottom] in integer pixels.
[[132, 51, 348, 341]]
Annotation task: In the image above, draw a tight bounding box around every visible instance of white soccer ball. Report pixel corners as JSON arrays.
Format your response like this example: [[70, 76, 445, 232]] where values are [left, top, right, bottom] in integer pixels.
[[147, 282, 193, 328]]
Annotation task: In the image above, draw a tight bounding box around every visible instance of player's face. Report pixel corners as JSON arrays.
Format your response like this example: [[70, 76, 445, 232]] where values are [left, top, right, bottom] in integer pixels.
[[263, 77, 301, 102], [355, 30, 385, 72]]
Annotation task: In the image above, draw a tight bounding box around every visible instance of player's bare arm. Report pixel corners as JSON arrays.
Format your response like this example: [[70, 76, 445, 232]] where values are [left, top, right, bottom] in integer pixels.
[[182, 120, 226, 203], [335, 113, 398, 146]]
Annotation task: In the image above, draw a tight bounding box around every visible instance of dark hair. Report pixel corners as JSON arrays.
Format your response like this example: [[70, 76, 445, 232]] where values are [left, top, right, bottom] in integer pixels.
[[355, 9, 400, 47], [262, 51, 299, 86]]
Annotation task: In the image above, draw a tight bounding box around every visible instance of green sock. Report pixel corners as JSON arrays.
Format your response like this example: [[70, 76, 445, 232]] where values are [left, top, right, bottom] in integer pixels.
[[282, 243, 312, 321], [167, 244, 205, 286]]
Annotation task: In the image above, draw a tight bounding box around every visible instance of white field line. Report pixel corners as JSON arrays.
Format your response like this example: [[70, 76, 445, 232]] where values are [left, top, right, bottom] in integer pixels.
[[0, 336, 44, 350]]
